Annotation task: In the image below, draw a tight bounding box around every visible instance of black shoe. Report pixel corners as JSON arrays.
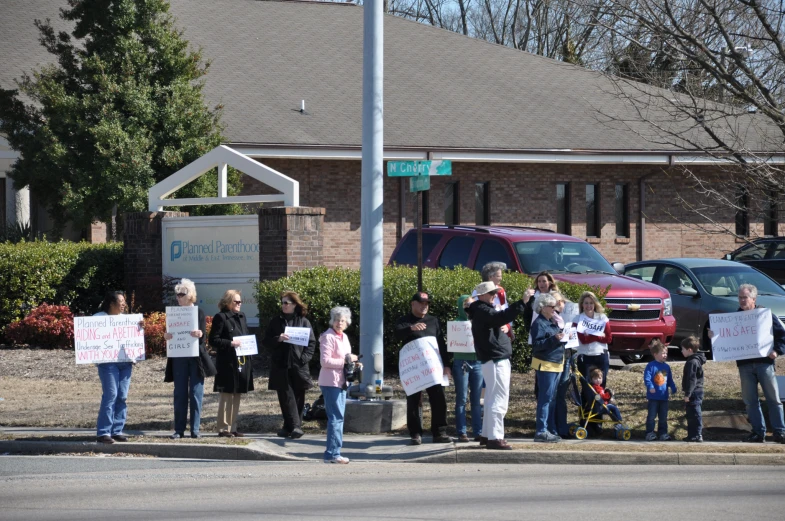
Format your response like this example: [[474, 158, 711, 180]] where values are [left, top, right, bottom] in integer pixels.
[[111, 434, 129, 442], [218, 431, 234, 438], [290, 428, 304, 439], [276, 429, 292, 438], [190, 433, 201, 439], [683, 436, 703, 443], [433, 435, 453, 443], [96, 435, 114, 444], [478, 436, 488, 446], [170, 433, 182, 440], [773, 433, 785, 444], [410, 434, 422, 446], [743, 432, 765, 443]]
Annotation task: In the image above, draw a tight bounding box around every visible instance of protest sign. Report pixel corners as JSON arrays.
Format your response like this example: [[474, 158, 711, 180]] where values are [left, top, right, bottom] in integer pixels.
[[563, 326, 579, 349], [398, 337, 444, 395], [165, 306, 199, 358], [576, 315, 607, 336], [561, 302, 580, 325], [234, 335, 258, 356], [284, 326, 311, 347], [447, 321, 475, 353], [709, 308, 773, 362], [74, 314, 145, 364]]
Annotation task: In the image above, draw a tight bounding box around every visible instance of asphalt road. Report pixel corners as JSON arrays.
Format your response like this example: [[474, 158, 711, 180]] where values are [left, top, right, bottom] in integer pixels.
[[1, 457, 784, 520]]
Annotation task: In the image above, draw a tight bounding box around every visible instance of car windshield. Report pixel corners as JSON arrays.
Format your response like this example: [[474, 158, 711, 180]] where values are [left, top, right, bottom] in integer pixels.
[[513, 240, 616, 275], [691, 266, 785, 296]]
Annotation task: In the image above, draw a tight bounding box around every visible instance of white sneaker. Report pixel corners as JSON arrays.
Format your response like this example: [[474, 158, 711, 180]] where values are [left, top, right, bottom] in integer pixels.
[[645, 432, 657, 441], [324, 456, 350, 464]]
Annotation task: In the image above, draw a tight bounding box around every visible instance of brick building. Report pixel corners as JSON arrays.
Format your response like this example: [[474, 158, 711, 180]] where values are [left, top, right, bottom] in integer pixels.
[[2, 0, 782, 264]]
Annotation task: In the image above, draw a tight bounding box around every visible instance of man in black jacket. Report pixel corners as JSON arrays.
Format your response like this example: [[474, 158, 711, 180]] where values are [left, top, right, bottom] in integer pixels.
[[467, 281, 526, 450], [395, 291, 452, 445]]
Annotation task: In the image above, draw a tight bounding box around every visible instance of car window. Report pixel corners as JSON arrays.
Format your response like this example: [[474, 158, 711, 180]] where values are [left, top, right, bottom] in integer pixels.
[[692, 265, 785, 296], [733, 242, 767, 261], [473, 239, 514, 271], [769, 242, 785, 259], [390, 232, 441, 266], [438, 236, 475, 269], [658, 266, 694, 292], [513, 240, 615, 274], [625, 265, 656, 282]]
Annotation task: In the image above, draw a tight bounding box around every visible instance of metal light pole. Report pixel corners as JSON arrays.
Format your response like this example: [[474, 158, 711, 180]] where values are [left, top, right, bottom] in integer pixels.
[[359, 0, 384, 395]]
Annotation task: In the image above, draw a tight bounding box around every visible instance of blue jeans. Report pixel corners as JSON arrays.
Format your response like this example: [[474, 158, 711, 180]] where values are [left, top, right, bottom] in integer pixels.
[[739, 362, 785, 437], [97, 362, 133, 437], [577, 352, 609, 387], [321, 385, 346, 461], [535, 370, 560, 435], [606, 403, 622, 422], [646, 399, 669, 435], [686, 390, 703, 439], [552, 350, 576, 435], [453, 359, 484, 437], [172, 357, 204, 436]]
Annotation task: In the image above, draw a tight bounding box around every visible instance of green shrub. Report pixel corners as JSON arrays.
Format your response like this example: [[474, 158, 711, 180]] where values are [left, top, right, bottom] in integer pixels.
[[0, 240, 124, 334], [255, 266, 607, 372]]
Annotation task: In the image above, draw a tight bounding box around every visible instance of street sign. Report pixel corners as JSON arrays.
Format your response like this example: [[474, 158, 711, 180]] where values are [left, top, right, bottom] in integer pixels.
[[409, 176, 430, 192], [387, 160, 452, 177]]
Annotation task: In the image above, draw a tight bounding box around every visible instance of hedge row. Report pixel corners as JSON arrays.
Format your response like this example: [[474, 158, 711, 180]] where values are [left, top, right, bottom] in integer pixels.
[[255, 265, 607, 371], [0, 240, 124, 333]]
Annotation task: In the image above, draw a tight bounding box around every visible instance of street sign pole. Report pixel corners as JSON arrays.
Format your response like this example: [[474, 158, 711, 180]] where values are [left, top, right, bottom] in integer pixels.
[[417, 191, 423, 292]]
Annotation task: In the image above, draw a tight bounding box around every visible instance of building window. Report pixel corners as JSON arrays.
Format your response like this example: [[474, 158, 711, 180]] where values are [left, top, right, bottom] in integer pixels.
[[556, 183, 571, 235], [586, 184, 600, 237], [421, 189, 430, 225], [764, 192, 778, 236], [735, 186, 749, 237], [444, 181, 460, 225], [615, 183, 630, 238], [475, 182, 490, 225]]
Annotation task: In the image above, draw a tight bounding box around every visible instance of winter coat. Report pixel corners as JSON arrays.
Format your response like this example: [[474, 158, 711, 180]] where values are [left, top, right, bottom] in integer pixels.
[[263, 314, 316, 392], [394, 312, 451, 367], [164, 307, 217, 382], [682, 352, 706, 399], [530, 314, 565, 365], [210, 311, 254, 394], [467, 299, 526, 363]]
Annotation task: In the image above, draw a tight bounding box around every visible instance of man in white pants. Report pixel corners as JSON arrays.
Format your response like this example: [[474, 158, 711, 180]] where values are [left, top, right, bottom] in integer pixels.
[[466, 281, 526, 450]]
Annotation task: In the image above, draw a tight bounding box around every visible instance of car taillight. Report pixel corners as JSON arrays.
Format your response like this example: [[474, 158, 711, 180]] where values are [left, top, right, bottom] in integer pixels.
[[663, 297, 672, 316]]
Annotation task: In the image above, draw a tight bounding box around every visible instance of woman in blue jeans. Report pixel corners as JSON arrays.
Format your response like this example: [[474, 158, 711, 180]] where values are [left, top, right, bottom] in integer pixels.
[[164, 279, 217, 439], [530, 293, 566, 443], [453, 295, 483, 442], [95, 291, 134, 444]]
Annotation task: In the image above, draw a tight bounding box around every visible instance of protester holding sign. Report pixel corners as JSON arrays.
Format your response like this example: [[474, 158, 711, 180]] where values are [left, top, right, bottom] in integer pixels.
[[210, 289, 253, 438], [452, 294, 483, 443], [467, 282, 526, 450], [551, 292, 577, 438], [263, 291, 316, 439], [93, 291, 136, 445], [708, 284, 785, 443], [531, 293, 566, 443], [163, 279, 216, 440], [574, 291, 612, 387], [395, 291, 452, 445]]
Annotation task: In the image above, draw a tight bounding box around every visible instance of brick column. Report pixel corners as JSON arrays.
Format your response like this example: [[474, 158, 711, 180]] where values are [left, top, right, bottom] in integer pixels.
[[123, 211, 188, 312], [258, 206, 325, 280]]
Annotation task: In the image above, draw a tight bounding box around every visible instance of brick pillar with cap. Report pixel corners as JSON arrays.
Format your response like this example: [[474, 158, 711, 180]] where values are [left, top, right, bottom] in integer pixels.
[[258, 207, 325, 280]]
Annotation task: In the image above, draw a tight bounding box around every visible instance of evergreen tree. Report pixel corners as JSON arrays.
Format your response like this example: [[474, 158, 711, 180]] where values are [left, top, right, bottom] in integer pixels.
[[0, 0, 239, 234]]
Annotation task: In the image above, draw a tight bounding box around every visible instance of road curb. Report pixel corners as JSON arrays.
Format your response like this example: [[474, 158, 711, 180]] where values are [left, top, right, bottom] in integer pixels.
[[447, 449, 785, 465]]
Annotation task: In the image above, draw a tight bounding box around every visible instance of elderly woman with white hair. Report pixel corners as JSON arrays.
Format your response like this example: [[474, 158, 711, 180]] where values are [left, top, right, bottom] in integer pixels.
[[164, 278, 216, 439], [318, 306, 360, 464], [530, 292, 566, 443]]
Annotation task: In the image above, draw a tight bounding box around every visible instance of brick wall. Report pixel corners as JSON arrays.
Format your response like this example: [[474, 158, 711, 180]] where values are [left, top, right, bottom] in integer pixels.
[[258, 206, 325, 280]]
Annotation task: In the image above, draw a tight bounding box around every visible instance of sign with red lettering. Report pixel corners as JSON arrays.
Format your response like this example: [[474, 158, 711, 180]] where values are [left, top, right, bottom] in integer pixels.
[[447, 321, 474, 353], [398, 337, 444, 395], [74, 314, 146, 365], [709, 308, 773, 362], [166, 306, 199, 358]]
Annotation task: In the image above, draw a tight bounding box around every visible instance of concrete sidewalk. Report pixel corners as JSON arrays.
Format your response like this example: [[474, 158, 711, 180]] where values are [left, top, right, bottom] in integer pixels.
[[2, 428, 785, 465]]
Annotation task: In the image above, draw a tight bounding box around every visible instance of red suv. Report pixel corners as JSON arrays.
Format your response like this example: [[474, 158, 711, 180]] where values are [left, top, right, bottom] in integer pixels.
[[389, 225, 675, 362]]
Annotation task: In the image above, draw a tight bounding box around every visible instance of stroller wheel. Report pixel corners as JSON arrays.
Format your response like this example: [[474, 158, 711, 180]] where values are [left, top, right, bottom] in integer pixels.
[[622, 429, 632, 441], [568, 423, 578, 437], [575, 427, 588, 440]]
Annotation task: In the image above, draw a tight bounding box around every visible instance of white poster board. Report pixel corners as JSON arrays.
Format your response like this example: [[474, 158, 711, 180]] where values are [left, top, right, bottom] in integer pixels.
[[166, 306, 199, 358], [576, 316, 607, 335], [709, 308, 773, 362], [447, 321, 475, 353], [563, 326, 579, 349], [284, 326, 311, 347], [561, 302, 580, 325], [234, 335, 258, 356], [398, 337, 444, 395], [74, 314, 145, 364]]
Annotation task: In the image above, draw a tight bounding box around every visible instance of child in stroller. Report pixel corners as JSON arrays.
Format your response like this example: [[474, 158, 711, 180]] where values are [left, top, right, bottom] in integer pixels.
[[589, 367, 622, 423], [567, 362, 631, 440]]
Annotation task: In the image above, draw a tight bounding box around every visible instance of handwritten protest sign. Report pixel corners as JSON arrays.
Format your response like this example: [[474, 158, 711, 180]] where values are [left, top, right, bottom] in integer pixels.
[[74, 314, 145, 364], [563, 326, 579, 349], [284, 326, 311, 347], [166, 306, 199, 358], [447, 321, 475, 353], [234, 335, 258, 356], [576, 316, 607, 336], [709, 308, 773, 362], [561, 302, 579, 325], [398, 337, 444, 395]]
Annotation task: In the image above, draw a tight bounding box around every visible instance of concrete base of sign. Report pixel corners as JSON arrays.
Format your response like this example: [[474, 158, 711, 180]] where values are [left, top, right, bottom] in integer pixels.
[[344, 399, 406, 434]]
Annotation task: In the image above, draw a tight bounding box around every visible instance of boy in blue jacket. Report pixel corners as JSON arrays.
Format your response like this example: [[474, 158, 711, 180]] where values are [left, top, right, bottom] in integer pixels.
[[644, 340, 678, 441]]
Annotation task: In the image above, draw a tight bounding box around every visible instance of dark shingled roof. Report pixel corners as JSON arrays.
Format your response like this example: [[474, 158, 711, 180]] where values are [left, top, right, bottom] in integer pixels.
[[1, 0, 780, 153]]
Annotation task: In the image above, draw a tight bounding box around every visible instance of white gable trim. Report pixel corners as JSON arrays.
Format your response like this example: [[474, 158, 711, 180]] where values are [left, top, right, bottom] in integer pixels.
[[148, 145, 299, 211]]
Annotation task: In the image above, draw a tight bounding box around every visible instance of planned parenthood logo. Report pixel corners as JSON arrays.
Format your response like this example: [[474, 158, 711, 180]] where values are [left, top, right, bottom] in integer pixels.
[[171, 240, 183, 262], [169, 239, 259, 264]]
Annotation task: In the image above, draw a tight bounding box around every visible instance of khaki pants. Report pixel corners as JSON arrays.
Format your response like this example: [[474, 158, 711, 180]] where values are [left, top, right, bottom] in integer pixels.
[[217, 392, 242, 432]]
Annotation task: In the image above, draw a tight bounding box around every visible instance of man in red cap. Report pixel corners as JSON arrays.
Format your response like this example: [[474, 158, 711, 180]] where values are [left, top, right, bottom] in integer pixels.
[[395, 291, 452, 445]]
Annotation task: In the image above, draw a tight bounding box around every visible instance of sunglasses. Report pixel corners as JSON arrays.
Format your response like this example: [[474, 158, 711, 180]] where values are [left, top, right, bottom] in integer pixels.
[[233, 300, 242, 304], [281, 301, 295, 306], [176, 293, 187, 298]]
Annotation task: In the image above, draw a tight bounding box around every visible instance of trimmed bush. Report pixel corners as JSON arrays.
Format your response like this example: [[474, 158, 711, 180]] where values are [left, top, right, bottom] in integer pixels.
[[0, 240, 123, 334], [4, 303, 75, 348], [255, 265, 607, 372]]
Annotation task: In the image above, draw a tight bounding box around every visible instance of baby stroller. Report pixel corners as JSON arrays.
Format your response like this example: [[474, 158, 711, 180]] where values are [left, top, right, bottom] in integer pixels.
[[566, 360, 632, 441]]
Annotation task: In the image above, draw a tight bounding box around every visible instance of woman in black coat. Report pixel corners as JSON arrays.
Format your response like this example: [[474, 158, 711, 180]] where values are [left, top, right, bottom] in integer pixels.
[[263, 291, 316, 439], [210, 289, 254, 438]]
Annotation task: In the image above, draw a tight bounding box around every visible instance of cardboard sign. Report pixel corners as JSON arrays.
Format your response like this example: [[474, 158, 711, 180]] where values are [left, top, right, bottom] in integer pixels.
[[398, 337, 444, 396], [165, 306, 199, 358], [233, 335, 258, 356], [284, 326, 311, 347], [710, 308, 774, 362], [447, 321, 475, 353], [74, 314, 145, 364]]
